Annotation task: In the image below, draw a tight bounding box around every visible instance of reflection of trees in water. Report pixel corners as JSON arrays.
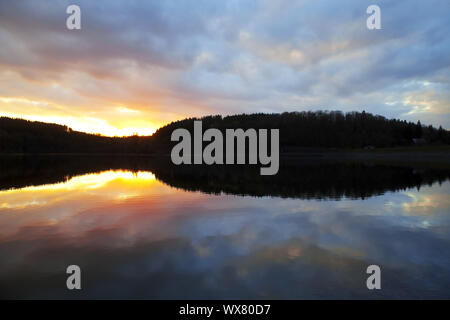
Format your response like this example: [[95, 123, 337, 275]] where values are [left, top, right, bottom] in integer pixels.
[[1, 155, 449, 200]]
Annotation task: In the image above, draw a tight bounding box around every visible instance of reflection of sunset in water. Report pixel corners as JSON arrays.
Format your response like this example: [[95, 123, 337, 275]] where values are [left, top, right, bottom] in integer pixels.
[[2, 170, 156, 196], [0, 170, 209, 241], [0, 170, 450, 299]]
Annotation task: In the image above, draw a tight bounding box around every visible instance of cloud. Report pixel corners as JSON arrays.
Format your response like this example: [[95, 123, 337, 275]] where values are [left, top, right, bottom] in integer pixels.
[[0, 0, 449, 134]]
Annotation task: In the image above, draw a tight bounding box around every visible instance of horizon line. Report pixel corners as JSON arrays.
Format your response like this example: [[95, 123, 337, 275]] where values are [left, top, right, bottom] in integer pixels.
[[1, 110, 447, 138]]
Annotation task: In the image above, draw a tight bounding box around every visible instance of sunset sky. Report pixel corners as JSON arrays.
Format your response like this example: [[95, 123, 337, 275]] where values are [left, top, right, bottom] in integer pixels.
[[0, 0, 449, 136]]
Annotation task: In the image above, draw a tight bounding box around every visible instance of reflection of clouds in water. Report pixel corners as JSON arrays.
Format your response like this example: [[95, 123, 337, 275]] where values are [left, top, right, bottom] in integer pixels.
[[0, 170, 157, 207], [0, 171, 449, 298], [0, 170, 202, 240], [402, 192, 450, 216]]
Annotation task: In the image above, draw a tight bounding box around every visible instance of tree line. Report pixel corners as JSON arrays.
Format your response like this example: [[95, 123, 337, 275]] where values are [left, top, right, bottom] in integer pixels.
[[1, 111, 449, 153]]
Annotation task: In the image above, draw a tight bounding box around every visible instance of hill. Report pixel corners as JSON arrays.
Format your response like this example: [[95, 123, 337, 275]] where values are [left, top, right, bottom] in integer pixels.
[[152, 111, 449, 152], [1, 111, 449, 154], [0, 117, 152, 153]]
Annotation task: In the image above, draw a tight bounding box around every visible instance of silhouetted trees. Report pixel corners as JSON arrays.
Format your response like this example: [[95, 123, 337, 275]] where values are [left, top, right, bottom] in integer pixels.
[[1, 111, 449, 154], [0, 117, 153, 153], [152, 111, 450, 152]]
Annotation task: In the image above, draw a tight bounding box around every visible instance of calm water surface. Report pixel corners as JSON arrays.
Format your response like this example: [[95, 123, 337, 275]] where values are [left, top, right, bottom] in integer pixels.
[[1, 158, 450, 299]]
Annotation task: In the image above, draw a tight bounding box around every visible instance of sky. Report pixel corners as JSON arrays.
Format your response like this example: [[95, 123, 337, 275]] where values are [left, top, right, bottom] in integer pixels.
[[0, 0, 449, 136]]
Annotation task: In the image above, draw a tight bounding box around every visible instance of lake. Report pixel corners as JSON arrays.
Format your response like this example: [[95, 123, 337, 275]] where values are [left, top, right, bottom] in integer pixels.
[[0, 155, 449, 299]]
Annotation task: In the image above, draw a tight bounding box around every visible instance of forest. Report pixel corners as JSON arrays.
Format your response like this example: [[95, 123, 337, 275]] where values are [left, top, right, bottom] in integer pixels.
[[1, 111, 449, 154]]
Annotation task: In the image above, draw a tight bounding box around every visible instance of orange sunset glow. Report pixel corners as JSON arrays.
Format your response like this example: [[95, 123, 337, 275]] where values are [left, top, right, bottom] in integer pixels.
[[1, 1, 449, 137], [0, 169, 208, 239], [1, 0, 450, 302]]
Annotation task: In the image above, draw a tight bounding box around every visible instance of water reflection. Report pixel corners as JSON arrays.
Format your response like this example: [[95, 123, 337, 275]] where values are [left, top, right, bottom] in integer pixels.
[[0, 156, 450, 299], [1, 155, 450, 199]]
